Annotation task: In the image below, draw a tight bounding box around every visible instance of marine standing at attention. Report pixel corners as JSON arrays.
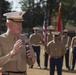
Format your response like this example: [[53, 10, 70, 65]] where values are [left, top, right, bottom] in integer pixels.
[[46, 31, 66, 75], [44, 26, 54, 69], [70, 32, 76, 70], [61, 29, 71, 70], [29, 27, 45, 69]]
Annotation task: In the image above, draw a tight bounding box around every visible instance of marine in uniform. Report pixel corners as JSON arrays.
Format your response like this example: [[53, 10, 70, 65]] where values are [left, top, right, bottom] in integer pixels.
[[46, 31, 66, 75], [0, 11, 35, 75], [61, 29, 71, 70], [70, 33, 76, 70], [29, 27, 45, 69], [44, 26, 54, 69]]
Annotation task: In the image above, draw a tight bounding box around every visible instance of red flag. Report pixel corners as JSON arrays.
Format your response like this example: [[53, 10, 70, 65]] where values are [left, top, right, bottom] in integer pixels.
[[56, 3, 62, 32]]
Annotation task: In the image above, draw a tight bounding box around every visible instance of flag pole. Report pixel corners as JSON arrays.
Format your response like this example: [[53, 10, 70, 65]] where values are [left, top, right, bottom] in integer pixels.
[[43, 0, 48, 44], [43, 0, 48, 54]]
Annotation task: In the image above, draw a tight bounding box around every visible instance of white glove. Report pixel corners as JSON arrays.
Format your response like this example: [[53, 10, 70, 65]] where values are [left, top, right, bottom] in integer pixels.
[[70, 48, 73, 52], [65, 44, 68, 48]]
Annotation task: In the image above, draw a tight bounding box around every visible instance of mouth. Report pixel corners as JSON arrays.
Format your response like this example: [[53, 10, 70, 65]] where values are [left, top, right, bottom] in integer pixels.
[[17, 28, 22, 32], [18, 28, 22, 30]]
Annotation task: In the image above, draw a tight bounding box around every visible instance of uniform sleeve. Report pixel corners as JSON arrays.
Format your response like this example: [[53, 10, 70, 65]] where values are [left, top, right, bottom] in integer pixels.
[[0, 54, 11, 67], [25, 36, 35, 65], [70, 37, 74, 48], [70, 37, 75, 52], [0, 43, 11, 67], [61, 43, 66, 56], [29, 34, 33, 43], [26, 42, 35, 65], [46, 42, 50, 55], [40, 34, 45, 46], [68, 37, 71, 48]]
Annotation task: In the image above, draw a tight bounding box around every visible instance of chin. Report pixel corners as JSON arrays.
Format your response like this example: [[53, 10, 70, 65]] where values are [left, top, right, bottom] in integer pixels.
[[15, 32, 21, 36], [17, 30, 21, 34]]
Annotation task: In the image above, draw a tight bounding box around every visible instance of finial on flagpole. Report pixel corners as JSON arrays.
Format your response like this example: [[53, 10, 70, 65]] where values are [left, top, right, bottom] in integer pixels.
[[44, 0, 47, 6], [59, 2, 62, 8]]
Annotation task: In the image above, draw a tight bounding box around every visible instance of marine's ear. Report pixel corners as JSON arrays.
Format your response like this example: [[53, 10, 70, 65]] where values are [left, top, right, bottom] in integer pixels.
[[6, 19, 12, 28]]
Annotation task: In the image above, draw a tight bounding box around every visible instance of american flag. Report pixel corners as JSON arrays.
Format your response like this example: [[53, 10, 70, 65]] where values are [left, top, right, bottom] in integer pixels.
[[43, 10, 48, 43]]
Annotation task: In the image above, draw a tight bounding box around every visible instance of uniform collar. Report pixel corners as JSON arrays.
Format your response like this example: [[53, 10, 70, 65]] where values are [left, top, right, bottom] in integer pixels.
[[5, 31, 18, 40], [63, 35, 68, 38], [53, 40, 60, 43]]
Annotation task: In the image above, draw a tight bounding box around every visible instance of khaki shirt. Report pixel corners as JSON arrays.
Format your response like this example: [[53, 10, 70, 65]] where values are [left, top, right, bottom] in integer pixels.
[[29, 33, 43, 45], [0, 32, 35, 74], [47, 33, 53, 43], [61, 35, 71, 49], [46, 40, 66, 58]]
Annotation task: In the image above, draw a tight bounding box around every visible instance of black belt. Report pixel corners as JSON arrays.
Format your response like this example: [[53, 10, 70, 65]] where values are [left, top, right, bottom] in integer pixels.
[[51, 57, 61, 59], [3, 71, 26, 75]]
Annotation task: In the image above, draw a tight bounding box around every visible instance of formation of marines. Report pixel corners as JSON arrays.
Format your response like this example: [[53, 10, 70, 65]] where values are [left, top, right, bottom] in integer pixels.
[[28, 26, 76, 75]]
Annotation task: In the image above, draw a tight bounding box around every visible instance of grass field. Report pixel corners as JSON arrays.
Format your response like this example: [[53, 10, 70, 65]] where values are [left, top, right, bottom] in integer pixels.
[[27, 45, 76, 75]]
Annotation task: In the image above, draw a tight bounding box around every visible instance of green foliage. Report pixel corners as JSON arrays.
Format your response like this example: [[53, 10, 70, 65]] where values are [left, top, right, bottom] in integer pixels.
[[0, 0, 11, 32], [2, 0, 11, 14], [20, 0, 76, 28], [20, 0, 45, 28], [61, 0, 76, 26], [22, 5, 44, 28]]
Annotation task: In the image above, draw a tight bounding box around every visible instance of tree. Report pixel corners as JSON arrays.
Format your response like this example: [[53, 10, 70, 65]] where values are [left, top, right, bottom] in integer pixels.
[[61, 0, 76, 27], [20, 0, 76, 28], [2, 0, 11, 15], [20, 0, 44, 28], [49, 0, 76, 27], [0, 0, 11, 33]]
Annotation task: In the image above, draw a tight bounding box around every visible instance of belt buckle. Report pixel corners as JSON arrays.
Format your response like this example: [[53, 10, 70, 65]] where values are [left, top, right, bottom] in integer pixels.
[[55, 57, 58, 59]]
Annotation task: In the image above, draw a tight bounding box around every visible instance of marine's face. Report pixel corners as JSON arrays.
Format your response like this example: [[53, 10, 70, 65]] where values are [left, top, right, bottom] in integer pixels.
[[64, 32, 68, 36], [34, 30, 38, 33], [49, 30, 54, 33], [54, 34, 61, 40], [7, 20, 22, 35]]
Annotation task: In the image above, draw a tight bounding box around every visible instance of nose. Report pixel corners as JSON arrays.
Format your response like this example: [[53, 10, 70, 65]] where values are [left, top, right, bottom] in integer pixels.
[[17, 22, 22, 26]]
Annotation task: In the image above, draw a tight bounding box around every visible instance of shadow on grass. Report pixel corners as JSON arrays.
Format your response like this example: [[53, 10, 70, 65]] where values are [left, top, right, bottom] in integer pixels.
[[62, 69, 76, 73], [29, 67, 49, 71], [29, 67, 76, 74]]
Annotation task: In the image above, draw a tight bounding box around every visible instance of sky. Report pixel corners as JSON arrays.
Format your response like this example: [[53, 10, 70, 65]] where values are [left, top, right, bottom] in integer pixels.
[[6, 0, 21, 11], [6, 0, 40, 11]]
